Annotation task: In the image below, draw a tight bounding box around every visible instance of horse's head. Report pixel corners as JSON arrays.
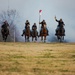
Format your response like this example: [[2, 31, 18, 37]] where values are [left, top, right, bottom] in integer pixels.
[[27, 25, 30, 29]]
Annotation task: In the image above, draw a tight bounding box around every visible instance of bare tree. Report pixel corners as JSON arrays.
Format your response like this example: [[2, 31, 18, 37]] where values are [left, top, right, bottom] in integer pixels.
[[0, 9, 20, 42]]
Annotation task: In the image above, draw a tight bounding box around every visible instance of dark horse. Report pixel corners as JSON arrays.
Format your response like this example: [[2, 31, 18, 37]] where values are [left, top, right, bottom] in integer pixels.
[[1, 28, 9, 42], [24, 25, 31, 42], [39, 24, 48, 42], [31, 28, 38, 42], [55, 27, 65, 42]]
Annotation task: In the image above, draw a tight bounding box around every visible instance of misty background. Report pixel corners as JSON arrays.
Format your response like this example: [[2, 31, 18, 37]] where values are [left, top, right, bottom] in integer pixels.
[[0, 0, 75, 42]]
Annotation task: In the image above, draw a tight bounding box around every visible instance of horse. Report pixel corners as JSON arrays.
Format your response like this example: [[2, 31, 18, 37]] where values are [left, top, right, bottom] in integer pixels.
[[55, 27, 65, 42], [31, 28, 38, 42], [24, 25, 31, 42], [1, 28, 9, 42], [39, 24, 48, 42]]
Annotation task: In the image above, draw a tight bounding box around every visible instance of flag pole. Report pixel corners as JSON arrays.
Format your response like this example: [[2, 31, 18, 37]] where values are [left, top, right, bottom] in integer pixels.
[[14, 29, 15, 42], [14, 25, 15, 42], [39, 13, 41, 33], [39, 10, 42, 35]]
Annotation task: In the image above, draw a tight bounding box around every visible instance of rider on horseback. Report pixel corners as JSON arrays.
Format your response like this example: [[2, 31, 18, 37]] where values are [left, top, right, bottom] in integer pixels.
[[32, 23, 37, 36], [1, 20, 9, 35], [21, 20, 30, 36], [32, 23, 37, 30], [39, 20, 49, 36], [55, 16, 65, 36]]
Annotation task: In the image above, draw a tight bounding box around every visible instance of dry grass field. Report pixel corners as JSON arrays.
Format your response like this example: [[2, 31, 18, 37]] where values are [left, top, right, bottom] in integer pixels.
[[0, 42, 75, 75]]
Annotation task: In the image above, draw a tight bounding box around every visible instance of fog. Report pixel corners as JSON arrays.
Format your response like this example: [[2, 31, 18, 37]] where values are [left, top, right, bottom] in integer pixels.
[[0, 0, 75, 42]]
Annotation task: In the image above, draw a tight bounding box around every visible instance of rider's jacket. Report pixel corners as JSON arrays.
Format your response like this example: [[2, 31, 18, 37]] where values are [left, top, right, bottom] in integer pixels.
[[25, 22, 30, 29], [40, 21, 46, 28], [1, 22, 9, 29], [56, 19, 65, 28]]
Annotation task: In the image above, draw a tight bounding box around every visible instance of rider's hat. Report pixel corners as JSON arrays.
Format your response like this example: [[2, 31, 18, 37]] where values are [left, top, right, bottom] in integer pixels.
[[34, 23, 36, 25]]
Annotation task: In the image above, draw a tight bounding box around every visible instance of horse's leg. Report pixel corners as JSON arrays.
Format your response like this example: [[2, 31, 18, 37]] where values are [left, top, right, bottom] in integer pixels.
[[2, 34, 4, 40], [32, 37, 33, 41], [25, 35, 26, 42], [57, 35, 60, 40], [35, 36, 37, 41], [44, 36, 46, 43], [61, 36, 64, 43], [5, 35, 8, 42], [3, 34, 6, 41], [27, 36, 30, 42], [36, 31, 38, 41], [60, 36, 64, 42], [63, 36, 64, 40], [41, 36, 43, 42], [3, 35, 6, 42], [1, 32, 4, 40], [5, 37, 6, 42], [60, 36, 62, 42]]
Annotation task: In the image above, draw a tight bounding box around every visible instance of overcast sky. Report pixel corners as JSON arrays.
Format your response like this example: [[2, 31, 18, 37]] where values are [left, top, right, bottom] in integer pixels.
[[0, 0, 75, 42]]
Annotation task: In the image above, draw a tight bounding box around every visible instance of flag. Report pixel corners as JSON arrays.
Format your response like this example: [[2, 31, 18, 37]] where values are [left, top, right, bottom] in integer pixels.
[[39, 10, 42, 15]]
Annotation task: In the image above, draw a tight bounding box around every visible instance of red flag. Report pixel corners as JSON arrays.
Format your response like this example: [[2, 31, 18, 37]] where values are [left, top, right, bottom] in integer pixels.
[[39, 10, 42, 15], [39, 10, 42, 13]]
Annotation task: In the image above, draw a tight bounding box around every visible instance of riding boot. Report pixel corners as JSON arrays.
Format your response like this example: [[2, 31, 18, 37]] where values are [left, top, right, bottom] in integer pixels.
[[21, 29, 25, 36], [21, 30, 25, 36], [21, 34, 23, 36], [62, 29, 65, 36], [47, 30, 49, 35], [55, 30, 58, 35], [57, 36, 60, 40], [32, 30, 33, 36], [63, 29, 65, 36], [8, 30, 10, 35], [21, 32, 24, 36], [21, 32, 23, 36], [38, 30, 41, 37]]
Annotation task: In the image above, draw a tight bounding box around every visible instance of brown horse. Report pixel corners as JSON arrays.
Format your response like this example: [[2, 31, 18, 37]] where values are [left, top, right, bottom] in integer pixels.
[[31, 28, 38, 42], [24, 25, 31, 42], [1, 28, 9, 42], [39, 24, 48, 42], [56, 27, 65, 42]]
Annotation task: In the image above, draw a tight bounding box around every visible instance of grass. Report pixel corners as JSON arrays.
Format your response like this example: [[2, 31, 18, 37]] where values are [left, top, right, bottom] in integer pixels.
[[58, 69, 69, 72], [0, 42, 75, 75]]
